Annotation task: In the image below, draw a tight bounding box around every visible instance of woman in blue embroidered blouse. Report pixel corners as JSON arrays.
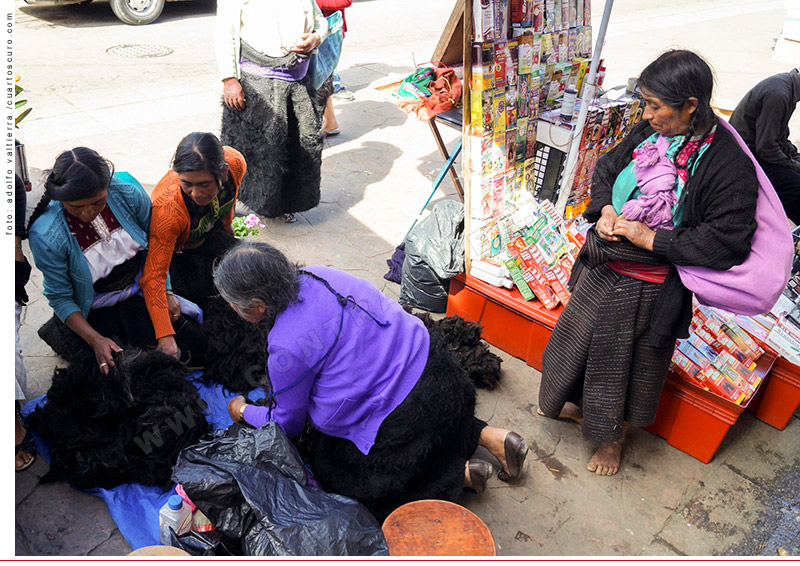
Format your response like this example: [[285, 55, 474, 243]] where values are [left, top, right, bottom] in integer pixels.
[[28, 147, 206, 373]]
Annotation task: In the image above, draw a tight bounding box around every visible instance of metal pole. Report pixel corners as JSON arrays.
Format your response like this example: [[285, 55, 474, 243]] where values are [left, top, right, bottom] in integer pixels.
[[554, 0, 614, 218]]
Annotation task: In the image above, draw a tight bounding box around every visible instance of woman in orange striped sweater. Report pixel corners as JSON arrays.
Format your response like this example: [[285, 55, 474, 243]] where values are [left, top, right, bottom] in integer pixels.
[[141, 132, 247, 358]]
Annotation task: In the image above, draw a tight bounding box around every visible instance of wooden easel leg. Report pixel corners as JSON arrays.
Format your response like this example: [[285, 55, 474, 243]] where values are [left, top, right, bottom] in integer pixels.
[[428, 120, 464, 201]]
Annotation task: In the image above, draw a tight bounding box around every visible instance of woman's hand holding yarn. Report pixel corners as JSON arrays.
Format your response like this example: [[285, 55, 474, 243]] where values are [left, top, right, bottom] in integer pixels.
[[596, 205, 620, 242], [612, 216, 656, 251], [90, 335, 123, 374]]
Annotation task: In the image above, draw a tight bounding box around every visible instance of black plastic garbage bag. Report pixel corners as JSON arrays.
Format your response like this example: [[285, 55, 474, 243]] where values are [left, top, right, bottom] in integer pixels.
[[171, 423, 389, 556], [400, 199, 465, 312], [168, 527, 242, 556]]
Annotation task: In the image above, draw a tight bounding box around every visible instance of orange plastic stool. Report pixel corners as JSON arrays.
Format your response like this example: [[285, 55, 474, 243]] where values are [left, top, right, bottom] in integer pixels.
[[382, 499, 496, 556]]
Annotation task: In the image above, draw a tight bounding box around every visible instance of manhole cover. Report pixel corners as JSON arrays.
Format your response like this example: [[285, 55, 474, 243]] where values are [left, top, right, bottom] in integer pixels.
[[106, 44, 173, 58]]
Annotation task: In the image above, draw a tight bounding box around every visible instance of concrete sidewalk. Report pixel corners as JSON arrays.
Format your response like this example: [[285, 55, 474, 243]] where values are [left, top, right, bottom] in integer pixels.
[[14, 0, 800, 556]]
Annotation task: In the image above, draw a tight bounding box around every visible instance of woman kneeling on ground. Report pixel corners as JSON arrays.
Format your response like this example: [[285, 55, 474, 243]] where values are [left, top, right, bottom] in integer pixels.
[[141, 132, 246, 359], [218, 241, 529, 521], [538, 50, 759, 476], [28, 148, 206, 373]]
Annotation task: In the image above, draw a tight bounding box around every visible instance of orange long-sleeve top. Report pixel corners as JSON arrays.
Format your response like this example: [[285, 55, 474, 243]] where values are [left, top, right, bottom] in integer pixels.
[[141, 146, 246, 339]]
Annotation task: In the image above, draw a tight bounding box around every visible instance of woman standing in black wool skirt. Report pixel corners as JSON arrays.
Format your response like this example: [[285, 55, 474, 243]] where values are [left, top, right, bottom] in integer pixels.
[[215, 0, 333, 223], [216, 241, 529, 521]]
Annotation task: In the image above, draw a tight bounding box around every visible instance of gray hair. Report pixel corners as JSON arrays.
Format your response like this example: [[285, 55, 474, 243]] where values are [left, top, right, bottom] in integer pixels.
[[212, 240, 301, 326]]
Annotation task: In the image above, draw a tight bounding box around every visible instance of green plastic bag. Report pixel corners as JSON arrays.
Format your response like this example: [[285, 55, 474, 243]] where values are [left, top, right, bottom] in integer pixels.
[[397, 67, 436, 99]]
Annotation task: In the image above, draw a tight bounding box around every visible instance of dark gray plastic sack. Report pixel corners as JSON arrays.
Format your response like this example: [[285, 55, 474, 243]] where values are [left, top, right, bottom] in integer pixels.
[[400, 200, 465, 313], [171, 423, 389, 556]]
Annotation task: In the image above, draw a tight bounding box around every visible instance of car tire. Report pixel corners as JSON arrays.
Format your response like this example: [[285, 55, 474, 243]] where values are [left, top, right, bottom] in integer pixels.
[[110, 0, 165, 25]]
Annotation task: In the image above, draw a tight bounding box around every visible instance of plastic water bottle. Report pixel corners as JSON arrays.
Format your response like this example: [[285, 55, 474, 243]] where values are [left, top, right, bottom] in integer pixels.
[[159, 494, 192, 544], [560, 84, 578, 121]]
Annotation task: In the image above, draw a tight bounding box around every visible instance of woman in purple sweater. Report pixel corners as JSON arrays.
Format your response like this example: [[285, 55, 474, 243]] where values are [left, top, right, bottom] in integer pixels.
[[216, 241, 528, 520]]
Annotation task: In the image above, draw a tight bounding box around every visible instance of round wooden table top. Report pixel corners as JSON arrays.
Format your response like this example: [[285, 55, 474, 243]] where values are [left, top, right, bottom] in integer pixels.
[[382, 499, 496, 556], [127, 545, 192, 556]]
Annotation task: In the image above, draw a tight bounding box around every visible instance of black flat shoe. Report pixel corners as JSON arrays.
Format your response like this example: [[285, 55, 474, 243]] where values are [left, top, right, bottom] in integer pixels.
[[497, 431, 528, 482], [466, 459, 493, 494]]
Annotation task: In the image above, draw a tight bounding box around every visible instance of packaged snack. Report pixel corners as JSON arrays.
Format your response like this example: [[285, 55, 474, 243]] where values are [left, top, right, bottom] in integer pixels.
[[506, 257, 535, 300]]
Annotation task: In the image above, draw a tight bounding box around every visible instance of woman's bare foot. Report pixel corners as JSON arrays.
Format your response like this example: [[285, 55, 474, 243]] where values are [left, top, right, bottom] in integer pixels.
[[537, 401, 583, 424], [587, 423, 628, 476], [587, 440, 624, 475]]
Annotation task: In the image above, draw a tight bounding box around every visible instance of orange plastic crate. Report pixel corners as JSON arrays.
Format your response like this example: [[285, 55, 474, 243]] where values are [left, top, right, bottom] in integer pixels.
[[645, 351, 777, 463], [446, 273, 562, 371], [753, 356, 800, 430]]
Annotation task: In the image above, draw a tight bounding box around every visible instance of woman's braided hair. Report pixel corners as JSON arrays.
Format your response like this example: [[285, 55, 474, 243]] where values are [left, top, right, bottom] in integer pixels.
[[638, 49, 716, 169], [27, 147, 114, 233]]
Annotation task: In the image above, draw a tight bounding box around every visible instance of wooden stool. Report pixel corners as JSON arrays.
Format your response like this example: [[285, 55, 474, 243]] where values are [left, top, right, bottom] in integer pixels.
[[127, 545, 191, 556], [382, 499, 496, 556]]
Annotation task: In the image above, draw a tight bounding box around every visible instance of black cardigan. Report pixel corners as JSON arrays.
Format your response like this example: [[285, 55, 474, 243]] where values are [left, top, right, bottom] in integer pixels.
[[579, 118, 759, 347]]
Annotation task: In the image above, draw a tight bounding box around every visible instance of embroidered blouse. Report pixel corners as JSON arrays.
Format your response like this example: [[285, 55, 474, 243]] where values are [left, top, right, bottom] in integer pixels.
[[64, 206, 143, 283]]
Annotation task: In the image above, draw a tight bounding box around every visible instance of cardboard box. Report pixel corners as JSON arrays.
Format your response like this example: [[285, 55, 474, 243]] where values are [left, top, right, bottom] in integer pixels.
[[723, 321, 764, 360], [700, 366, 747, 405], [671, 350, 703, 381], [676, 340, 714, 369], [766, 315, 800, 365]]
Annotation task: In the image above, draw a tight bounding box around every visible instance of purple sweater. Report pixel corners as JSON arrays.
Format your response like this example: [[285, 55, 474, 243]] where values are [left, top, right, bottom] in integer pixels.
[[243, 266, 430, 454]]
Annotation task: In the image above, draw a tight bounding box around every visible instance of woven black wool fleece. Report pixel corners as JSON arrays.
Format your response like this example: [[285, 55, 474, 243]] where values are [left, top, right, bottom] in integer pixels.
[[27, 349, 210, 490], [197, 297, 269, 395], [411, 311, 503, 390]]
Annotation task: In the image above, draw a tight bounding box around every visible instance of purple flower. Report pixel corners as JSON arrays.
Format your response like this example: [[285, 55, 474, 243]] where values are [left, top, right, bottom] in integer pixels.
[[244, 213, 259, 229]]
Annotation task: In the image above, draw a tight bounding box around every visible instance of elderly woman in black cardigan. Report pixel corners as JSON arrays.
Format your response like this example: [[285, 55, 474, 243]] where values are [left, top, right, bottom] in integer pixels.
[[538, 50, 759, 476]]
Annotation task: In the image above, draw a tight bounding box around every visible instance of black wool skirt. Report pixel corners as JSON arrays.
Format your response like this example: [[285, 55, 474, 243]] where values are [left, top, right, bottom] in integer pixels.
[[539, 263, 674, 442], [300, 327, 487, 522], [220, 73, 332, 218]]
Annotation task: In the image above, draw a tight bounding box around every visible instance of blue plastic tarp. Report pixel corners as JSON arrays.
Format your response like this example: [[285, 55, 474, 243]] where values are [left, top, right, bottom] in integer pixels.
[[21, 372, 265, 550]]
